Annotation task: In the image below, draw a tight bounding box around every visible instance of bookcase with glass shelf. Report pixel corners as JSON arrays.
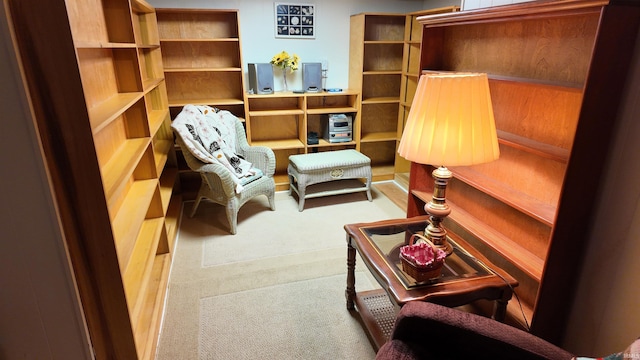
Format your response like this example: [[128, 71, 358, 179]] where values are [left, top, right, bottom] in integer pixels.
[[410, 0, 640, 344], [155, 8, 246, 198], [10, 0, 180, 358], [244, 90, 359, 190]]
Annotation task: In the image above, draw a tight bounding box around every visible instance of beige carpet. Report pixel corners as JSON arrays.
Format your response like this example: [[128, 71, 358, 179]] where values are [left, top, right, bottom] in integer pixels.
[[155, 184, 406, 360]]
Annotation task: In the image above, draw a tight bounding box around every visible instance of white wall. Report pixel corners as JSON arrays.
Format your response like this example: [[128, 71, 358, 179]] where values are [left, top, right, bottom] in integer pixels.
[[461, 0, 531, 10], [0, 3, 92, 359], [147, 0, 458, 91]]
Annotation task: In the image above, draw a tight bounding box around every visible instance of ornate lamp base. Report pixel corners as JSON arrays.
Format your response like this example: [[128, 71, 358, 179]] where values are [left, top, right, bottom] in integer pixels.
[[423, 166, 454, 255]]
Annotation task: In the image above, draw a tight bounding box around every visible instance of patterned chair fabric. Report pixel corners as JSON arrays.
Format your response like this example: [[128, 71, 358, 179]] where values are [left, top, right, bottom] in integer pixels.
[[174, 108, 276, 234]]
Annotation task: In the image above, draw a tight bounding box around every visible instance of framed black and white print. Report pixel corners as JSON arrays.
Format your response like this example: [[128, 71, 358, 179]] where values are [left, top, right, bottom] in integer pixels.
[[275, 3, 315, 38]]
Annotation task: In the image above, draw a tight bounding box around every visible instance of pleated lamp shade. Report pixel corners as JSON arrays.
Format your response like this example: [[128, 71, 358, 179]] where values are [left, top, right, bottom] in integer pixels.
[[398, 73, 500, 167]]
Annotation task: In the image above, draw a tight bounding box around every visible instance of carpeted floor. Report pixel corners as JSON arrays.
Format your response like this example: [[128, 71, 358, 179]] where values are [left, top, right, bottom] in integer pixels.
[[155, 183, 406, 359]]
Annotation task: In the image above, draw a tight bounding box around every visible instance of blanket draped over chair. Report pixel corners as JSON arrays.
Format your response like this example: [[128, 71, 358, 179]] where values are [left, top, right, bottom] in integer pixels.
[[171, 105, 256, 193]]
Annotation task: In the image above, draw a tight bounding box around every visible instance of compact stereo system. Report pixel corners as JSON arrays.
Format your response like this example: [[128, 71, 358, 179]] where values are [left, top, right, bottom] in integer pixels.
[[246, 63, 352, 143], [302, 62, 322, 93], [248, 62, 327, 94], [322, 114, 353, 143], [247, 63, 274, 94]]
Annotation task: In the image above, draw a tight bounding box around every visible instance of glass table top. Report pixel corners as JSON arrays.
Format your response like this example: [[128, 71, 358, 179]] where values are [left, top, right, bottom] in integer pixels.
[[362, 221, 492, 289]]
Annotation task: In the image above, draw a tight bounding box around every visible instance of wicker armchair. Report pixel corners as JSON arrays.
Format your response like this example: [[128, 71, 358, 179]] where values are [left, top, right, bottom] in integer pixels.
[[175, 115, 276, 234]]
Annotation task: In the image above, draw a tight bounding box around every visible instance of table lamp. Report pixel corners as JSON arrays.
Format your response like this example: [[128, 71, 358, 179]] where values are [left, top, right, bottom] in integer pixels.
[[398, 73, 500, 255]]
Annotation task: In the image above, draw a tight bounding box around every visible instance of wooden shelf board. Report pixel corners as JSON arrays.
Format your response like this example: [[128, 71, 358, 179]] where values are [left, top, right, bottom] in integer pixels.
[[134, 253, 171, 360], [448, 166, 556, 227], [372, 164, 396, 178], [497, 130, 569, 163], [153, 140, 173, 175], [248, 109, 305, 117], [160, 38, 239, 42], [103, 138, 151, 207], [122, 217, 164, 322], [412, 189, 544, 281], [364, 40, 404, 45], [159, 167, 179, 213], [274, 173, 290, 186], [168, 98, 244, 107], [361, 132, 397, 142], [362, 96, 400, 104], [75, 41, 137, 49], [137, 43, 161, 49], [89, 92, 145, 134], [488, 74, 583, 91], [131, 0, 155, 13], [245, 92, 304, 99], [113, 179, 160, 263], [148, 109, 169, 136], [363, 70, 402, 76], [142, 78, 163, 91], [250, 139, 305, 150], [163, 67, 242, 73], [306, 106, 357, 115], [305, 89, 359, 96], [308, 139, 357, 148], [165, 194, 183, 252]]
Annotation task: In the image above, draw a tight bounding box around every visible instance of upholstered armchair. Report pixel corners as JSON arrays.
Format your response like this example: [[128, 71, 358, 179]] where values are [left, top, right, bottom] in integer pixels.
[[175, 114, 276, 234], [376, 301, 574, 360]]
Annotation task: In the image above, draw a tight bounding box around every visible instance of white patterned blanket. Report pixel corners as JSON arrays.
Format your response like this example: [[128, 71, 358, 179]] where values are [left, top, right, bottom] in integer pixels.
[[171, 105, 255, 193]]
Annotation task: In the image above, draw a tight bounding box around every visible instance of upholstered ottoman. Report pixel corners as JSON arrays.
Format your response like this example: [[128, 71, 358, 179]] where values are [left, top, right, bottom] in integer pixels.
[[288, 149, 372, 211]]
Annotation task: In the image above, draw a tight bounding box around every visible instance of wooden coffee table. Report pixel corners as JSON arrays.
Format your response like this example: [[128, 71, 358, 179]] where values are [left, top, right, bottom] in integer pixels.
[[345, 216, 518, 350]]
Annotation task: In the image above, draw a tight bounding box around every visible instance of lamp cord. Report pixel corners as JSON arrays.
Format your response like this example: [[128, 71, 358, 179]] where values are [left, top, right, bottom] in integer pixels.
[[469, 255, 531, 331]]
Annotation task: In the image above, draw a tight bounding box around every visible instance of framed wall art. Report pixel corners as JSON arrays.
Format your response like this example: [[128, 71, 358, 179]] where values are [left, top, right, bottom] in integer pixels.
[[275, 3, 315, 38]]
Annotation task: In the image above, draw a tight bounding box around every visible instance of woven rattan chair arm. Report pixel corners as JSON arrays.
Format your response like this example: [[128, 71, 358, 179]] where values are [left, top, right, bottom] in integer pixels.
[[243, 146, 276, 177], [197, 163, 236, 198]]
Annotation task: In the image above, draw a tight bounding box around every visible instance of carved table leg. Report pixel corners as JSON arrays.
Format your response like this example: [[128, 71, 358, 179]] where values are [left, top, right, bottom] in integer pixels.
[[346, 235, 356, 310], [492, 287, 513, 322]]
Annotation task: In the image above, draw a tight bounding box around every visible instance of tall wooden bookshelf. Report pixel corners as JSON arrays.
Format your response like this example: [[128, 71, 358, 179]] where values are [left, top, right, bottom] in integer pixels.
[[409, 0, 640, 344], [349, 13, 406, 181], [349, 7, 458, 184], [395, 7, 459, 187], [155, 8, 245, 198], [8, 0, 180, 358]]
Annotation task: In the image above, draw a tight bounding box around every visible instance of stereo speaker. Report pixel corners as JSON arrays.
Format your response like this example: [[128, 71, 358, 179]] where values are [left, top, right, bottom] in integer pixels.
[[302, 62, 322, 93], [248, 63, 274, 94]]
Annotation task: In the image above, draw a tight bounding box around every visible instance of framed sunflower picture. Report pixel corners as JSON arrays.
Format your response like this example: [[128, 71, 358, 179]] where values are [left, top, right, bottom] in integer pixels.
[[274, 3, 315, 38]]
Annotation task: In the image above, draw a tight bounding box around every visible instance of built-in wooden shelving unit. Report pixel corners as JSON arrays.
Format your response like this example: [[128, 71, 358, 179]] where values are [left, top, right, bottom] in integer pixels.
[[244, 91, 360, 190], [8, 0, 180, 358], [408, 0, 640, 344]]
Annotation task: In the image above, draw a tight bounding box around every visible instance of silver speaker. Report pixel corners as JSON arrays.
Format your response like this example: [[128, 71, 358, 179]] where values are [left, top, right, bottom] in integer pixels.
[[248, 63, 274, 95], [302, 62, 322, 93]]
